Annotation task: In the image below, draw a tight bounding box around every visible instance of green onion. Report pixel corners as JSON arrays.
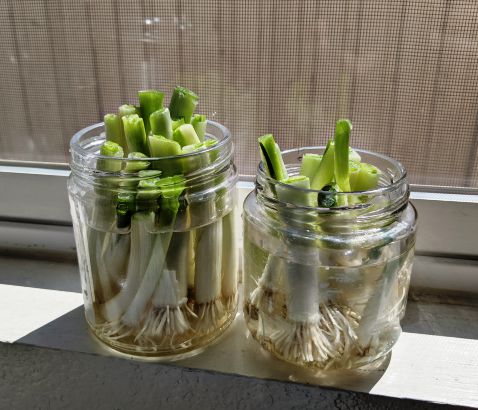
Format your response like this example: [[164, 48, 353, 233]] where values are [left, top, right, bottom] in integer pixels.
[[350, 162, 381, 191], [136, 177, 162, 202], [191, 114, 207, 141], [334, 119, 352, 192], [116, 192, 136, 229], [317, 184, 337, 208], [172, 118, 185, 130], [299, 153, 322, 181], [169, 86, 199, 123], [148, 135, 182, 176], [138, 170, 161, 178], [104, 114, 127, 154], [101, 212, 155, 322], [149, 135, 181, 157], [122, 114, 149, 156], [123, 152, 150, 173], [310, 140, 335, 190], [118, 104, 139, 118], [97, 141, 124, 172], [150, 107, 173, 139], [156, 175, 185, 226], [258, 134, 288, 181], [138, 90, 164, 136], [173, 124, 200, 147], [276, 175, 317, 207]]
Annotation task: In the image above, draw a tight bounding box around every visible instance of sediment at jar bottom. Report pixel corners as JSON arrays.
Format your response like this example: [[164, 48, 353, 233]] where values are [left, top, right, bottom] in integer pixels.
[[243, 236, 414, 370], [81, 211, 238, 357]]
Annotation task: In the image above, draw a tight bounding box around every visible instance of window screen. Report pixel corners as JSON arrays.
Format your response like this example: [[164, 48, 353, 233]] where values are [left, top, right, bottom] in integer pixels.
[[1, 0, 477, 188]]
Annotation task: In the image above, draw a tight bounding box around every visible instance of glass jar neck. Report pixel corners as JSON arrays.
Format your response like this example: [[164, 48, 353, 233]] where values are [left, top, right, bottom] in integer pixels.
[[255, 147, 409, 232], [69, 120, 234, 190]]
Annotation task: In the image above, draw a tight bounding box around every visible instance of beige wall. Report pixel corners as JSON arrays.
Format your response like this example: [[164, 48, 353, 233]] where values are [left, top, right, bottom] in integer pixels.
[[0, 0, 477, 187]]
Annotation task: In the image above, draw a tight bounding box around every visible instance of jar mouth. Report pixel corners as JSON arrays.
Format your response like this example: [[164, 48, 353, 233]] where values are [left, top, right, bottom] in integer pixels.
[[69, 120, 233, 177], [257, 146, 408, 210]]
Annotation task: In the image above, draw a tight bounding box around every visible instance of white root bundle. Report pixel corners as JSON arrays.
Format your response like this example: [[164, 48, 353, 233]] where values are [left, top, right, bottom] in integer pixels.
[[135, 268, 195, 346], [250, 255, 284, 314], [248, 254, 361, 367]]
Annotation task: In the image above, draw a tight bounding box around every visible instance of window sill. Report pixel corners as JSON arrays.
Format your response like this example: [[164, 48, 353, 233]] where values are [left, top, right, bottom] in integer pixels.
[[0, 254, 477, 409]]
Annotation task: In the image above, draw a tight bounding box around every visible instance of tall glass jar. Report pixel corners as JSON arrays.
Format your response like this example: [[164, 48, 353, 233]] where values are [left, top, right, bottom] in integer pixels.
[[68, 121, 238, 359], [243, 147, 417, 370]]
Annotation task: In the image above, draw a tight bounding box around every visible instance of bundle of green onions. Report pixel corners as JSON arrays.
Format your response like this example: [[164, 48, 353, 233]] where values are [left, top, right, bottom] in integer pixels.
[[87, 86, 237, 352], [248, 119, 387, 367]]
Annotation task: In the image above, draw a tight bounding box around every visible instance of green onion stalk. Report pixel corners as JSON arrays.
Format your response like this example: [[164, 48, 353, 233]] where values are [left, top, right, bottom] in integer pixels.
[[189, 146, 229, 333], [248, 122, 384, 367], [138, 89, 164, 136], [166, 86, 231, 333], [133, 176, 198, 345], [88, 141, 124, 302]]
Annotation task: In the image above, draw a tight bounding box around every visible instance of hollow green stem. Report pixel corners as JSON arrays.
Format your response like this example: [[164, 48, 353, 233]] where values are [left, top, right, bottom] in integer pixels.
[[191, 114, 207, 141], [122, 114, 149, 155], [118, 104, 139, 118], [300, 153, 322, 181], [334, 119, 352, 192], [277, 175, 317, 207], [258, 134, 288, 181], [149, 135, 181, 157], [104, 114, 127, 154], [138, 90, 164, 136], [172, 118, 185, 130], [173, 124, 200, 147], [116, 192, 136, 229], [123, 152, 150, 173], [169, 86, 199, 123], [350, 162, 381, 191], [310, 140, 335, 190], [148, 135, 182, 176], [97, 141, 124, 172], [150, 107, 173, 139]]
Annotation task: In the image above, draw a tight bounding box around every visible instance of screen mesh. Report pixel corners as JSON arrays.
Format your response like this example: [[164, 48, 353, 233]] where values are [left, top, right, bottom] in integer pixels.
[[1, 0, 477, 188]]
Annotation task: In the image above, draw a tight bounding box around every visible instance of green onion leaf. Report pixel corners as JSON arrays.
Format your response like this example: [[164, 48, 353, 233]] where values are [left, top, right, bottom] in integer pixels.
[[138, 90, 164, 136], [149, 107, 173, 140], [258, 134, 288, 181], [97, 141, 124, 172], [122, 114, 149, 156], [173, 124, 200, 147], [310, 139, 335, 190], [334, 119, 353, 192], [191, 114, 207, 141], [169, 86, 199, 123], [300, 153, 322, 180]]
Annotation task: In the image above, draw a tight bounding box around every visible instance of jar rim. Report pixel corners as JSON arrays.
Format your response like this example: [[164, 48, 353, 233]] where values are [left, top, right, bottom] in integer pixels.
[[70, 119, 232, 163], [257, 146, 407, 207], [69, 119, 233, 181]]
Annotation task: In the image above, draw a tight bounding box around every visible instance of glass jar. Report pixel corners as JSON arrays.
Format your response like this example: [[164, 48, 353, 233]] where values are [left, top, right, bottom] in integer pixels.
[[68, 121, 238, 359], [243, 147, 417, 370]]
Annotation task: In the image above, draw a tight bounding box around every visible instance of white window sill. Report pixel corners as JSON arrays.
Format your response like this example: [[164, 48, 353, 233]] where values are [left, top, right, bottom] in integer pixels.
[[0, 254, 477, 408]]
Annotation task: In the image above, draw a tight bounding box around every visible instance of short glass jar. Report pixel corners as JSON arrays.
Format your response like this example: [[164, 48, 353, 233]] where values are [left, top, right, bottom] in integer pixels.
[[68, 121, 238, 359], [243, 147, 417, 370]]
